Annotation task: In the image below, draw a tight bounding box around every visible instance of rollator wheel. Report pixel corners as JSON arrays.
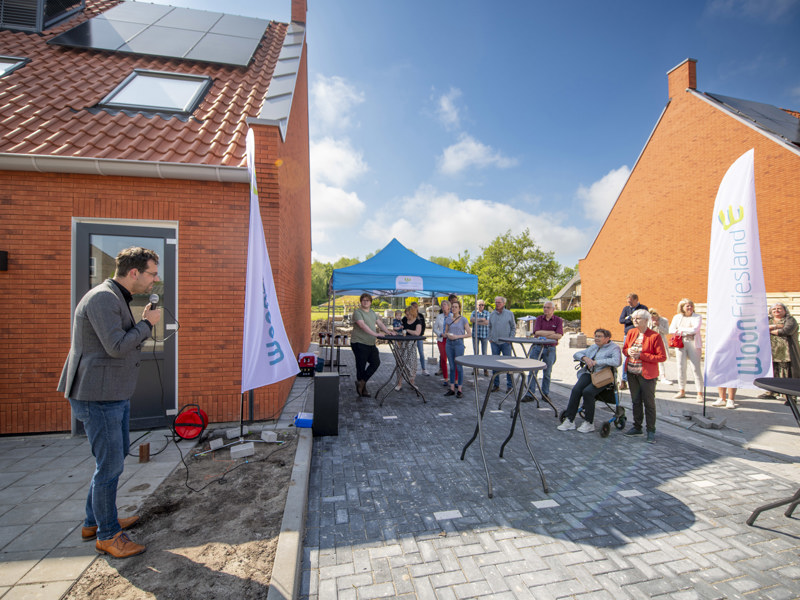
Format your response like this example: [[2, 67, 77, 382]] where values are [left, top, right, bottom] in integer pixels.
[[559, 410, 567, 423], [600, 422, 611, 438], [615, 416, 627, 430]]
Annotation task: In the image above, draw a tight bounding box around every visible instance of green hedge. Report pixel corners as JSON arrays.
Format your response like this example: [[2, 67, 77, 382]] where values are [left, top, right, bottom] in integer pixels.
[[510, 308, 581, 321]]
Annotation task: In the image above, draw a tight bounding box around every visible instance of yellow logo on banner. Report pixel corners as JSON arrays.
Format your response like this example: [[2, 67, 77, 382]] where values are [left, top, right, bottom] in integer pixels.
[[718, 205, 744, 231]]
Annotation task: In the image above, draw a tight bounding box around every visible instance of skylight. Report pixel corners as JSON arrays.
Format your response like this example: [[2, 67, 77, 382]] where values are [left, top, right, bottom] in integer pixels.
[[99, 70, 212, 114], [0, 56, 29, 78]]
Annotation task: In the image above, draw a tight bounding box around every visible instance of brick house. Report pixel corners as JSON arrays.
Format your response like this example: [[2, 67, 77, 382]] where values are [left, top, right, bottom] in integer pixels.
[[579, 58, 800, 339], [0, 0, 311, 434]]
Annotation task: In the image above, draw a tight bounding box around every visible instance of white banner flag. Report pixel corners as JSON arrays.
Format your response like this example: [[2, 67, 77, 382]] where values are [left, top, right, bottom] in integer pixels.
[[241, 129, 299, 393], [705, 149, 772, 388]]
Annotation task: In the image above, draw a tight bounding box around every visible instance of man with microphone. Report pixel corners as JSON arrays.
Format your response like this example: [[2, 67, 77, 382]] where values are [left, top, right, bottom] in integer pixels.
[[58, 246, 162, 558]]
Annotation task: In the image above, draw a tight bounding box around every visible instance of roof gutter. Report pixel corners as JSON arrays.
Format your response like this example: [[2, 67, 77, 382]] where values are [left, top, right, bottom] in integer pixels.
[[0, 153, 248, 182]]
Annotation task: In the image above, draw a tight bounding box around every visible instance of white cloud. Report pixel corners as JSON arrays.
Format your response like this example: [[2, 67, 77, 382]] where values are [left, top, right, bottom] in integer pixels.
[[310, 75, 365, 133], [311, 137, 367, 188], [790, 85, 800, 102], [576, 165, 631, 222], [438, 134, 519, 175], [310, 180, 366, 241], [436, 87, 462, 130], [706, 0, 798, 21], [357, 184, 588, 266]]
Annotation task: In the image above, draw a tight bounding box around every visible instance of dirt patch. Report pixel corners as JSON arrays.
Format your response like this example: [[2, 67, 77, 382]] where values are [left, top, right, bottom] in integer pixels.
[[65, 431, 298, 600]]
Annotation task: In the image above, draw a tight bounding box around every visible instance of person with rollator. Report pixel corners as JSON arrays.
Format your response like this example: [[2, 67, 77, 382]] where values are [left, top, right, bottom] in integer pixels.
[[557, 328, 621, 433]]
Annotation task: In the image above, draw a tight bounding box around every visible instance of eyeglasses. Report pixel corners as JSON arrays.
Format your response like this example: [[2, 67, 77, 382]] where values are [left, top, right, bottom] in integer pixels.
[[142, 270, 159, 277]]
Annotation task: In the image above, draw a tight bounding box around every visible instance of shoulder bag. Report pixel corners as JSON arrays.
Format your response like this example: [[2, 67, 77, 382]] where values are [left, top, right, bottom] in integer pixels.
[[591, 367, 614, 388]]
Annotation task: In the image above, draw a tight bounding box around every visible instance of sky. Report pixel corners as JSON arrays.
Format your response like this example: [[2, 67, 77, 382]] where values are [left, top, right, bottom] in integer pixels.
[[147, 0, 800, 269]]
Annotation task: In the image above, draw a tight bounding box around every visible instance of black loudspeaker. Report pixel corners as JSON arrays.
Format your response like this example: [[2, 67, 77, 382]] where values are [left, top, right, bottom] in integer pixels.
[[313, 372, 339, 437]]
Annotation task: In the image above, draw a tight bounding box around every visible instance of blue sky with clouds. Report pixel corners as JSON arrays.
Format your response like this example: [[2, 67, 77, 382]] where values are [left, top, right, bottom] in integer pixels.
[[149, 0, 800, 267]]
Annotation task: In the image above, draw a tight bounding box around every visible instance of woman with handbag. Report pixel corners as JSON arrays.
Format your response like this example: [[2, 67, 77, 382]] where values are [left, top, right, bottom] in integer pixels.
[[668, 298, 704, 402], [557, 328, 622, 433], [624, 309, 667, 443]]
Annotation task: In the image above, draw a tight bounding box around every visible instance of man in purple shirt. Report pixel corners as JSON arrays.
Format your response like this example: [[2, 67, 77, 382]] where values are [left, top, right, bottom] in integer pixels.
[[528, 301, 563, 401]]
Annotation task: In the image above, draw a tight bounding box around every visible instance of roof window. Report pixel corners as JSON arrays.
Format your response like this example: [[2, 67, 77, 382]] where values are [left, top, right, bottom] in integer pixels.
[[0, 56, 29, 78], [99, 69, 212, 114]]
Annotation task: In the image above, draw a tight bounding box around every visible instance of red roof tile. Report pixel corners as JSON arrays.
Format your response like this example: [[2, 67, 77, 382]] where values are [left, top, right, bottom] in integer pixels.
[[0, 0, 287, 167]]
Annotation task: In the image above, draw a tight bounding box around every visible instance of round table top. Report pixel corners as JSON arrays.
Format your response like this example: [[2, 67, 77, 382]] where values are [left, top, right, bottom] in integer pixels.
[[381, 334, 425, 341], [499, 337, 558, 346], [754, 377, 800, 396], [456, 354, 545, 372]]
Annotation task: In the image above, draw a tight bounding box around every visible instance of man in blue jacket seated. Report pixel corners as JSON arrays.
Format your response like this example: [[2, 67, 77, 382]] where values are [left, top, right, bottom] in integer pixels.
[[557, 328, 622, 433]]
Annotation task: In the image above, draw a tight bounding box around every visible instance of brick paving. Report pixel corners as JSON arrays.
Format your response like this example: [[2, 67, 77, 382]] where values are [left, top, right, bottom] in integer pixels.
[[301, 345, 800, 599]]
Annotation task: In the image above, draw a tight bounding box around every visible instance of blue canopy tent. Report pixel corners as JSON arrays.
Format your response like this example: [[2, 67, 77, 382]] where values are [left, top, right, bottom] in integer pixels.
[[330, 238, 478, 297], [325, 239, 479, 367]]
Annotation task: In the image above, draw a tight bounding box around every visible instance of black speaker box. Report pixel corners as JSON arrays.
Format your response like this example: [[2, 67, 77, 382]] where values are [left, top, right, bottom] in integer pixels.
[[313, 372, 339, 437]]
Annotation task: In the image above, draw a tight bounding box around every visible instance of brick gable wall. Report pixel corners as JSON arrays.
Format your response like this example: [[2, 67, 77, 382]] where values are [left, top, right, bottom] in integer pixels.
[[579, 88, 800, 339]]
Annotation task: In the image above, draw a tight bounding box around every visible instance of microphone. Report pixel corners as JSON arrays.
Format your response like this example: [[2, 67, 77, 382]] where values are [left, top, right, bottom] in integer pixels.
[[149, 293, 159, 311]]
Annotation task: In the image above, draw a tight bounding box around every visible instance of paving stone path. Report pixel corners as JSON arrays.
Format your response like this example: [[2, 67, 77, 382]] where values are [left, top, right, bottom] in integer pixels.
[[301, 348, 800, 599]]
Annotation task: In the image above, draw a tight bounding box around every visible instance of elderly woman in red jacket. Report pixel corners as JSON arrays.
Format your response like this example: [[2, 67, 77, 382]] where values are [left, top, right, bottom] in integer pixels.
[[623, 308, 667, 443]]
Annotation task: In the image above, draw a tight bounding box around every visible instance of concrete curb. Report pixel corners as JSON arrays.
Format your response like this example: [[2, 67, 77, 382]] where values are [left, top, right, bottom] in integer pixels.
[[267, 426, 312, 600]]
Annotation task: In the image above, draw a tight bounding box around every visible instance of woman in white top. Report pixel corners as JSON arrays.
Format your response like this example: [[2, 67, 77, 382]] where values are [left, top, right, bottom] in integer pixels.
[[669, 298, 704, 402]]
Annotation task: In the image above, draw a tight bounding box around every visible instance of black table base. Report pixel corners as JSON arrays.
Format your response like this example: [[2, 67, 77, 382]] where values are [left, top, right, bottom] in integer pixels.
[[374, 336, 427, 406], [748, 377, 800, 526], [457, 355, 548, 498]]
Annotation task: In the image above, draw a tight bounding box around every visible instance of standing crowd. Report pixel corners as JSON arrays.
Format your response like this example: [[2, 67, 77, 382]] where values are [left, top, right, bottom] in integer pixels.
[[348, 291, 799, 446]]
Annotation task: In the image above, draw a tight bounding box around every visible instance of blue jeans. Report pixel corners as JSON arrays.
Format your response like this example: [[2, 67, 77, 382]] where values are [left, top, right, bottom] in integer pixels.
[[70, 399, 130, 541], [446, 338, 465, 386], [475, 337, 488, 355], [416, 338, 426, 371], [532, 344, 556, 397], [490, 341, 513, 389]]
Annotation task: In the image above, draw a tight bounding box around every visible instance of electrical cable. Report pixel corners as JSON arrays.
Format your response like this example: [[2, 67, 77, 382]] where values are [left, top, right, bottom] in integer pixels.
[[173, 434, 295, 493]]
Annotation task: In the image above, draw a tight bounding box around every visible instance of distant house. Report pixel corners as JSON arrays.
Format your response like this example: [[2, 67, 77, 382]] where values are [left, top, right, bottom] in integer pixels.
[[579, 59, 800, 338], [0, 0, 311, 433], [552, 272, 580, 311]]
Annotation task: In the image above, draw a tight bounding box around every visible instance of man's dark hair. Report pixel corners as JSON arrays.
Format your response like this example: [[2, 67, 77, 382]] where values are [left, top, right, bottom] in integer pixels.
[[115, 247, 159, 277], [448, 294, 458, 303], [594, 328, 612, 339]]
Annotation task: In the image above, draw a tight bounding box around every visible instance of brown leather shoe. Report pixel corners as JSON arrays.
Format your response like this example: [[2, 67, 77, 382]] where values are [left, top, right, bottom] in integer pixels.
[[82, 515, 140, 541], [96, 531, 145, 558]]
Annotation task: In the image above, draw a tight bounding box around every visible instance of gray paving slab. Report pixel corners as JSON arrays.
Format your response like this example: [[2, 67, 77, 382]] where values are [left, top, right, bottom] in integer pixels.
[[301, 340, 800, 599]]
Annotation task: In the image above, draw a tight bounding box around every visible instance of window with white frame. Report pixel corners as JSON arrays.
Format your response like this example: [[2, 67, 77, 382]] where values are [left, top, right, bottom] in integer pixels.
[[0, 56, 29, 78], [99, 69, 212, 114]]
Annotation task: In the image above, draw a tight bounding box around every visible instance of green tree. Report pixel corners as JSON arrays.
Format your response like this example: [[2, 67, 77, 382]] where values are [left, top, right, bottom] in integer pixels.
[[310, 260, 332, 306], [311, 257, 360, 306], [472, 229, 559, 307], [429, 256, 452, 268]]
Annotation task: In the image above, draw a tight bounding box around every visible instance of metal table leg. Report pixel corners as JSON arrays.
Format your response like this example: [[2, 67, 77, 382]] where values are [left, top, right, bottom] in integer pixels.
[[499, 380, 548, 493], [747, 487, 800, 526], [461, 367, 494, 498]]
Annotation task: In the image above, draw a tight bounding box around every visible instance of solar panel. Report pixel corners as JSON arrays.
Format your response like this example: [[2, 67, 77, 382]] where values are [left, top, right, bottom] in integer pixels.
[[706, 92, 800, 145], [49, 1, 268, 67]]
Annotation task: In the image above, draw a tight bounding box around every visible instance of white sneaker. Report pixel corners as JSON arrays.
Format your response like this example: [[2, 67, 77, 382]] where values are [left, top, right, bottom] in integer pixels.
[[660, 378, 674, 385], [710, 399, 725, 407], [394, 384, 402, 391], [577, 421, 595, 433], [421, 370, 430, 376], [557, 419, 576, 431], [725, 400, 736, 409]]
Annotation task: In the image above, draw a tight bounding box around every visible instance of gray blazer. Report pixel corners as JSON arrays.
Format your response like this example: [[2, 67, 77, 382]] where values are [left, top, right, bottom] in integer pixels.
[[58, 279, 152, 401]]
